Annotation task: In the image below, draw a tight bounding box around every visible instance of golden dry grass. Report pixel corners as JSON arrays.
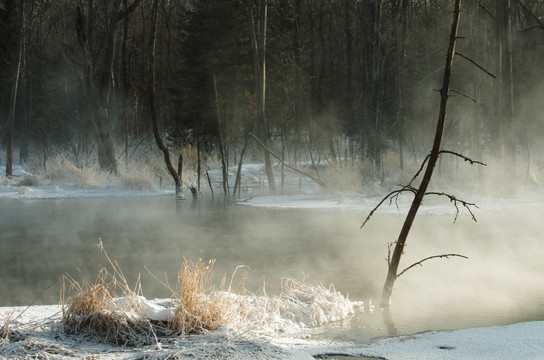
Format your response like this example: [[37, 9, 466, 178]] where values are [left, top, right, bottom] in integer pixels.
[[62, 241, 242, 345], [57, 241, 356, 350], [62, 241, 162, 346], [171, 258, 238, 335], [61, 268, 154, 346], [64, 271, 110, 317]]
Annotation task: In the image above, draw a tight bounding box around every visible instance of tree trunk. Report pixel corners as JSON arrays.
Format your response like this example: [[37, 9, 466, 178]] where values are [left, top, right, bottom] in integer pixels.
[[19, 56, 29, 164], [19, 6, 29, 164], [293, 0, 302, 162], [197, 139, 201, 194], [381, 0, 462, 307], [6, 0, 25, 177], [392, 0, 409, 171], [75, 5, 118, 174], [371, 0, 383, 179], [246, 0, 276, 192], [121, 0, 130, 168], [75, 0, 141, 174], [214, 74, 229, 196], [344, 0, 354, 135], [259, 0, 276, 192], [496, 0, 516, 192], [148, 0, 181, 197], [233, 135, 250, 196]]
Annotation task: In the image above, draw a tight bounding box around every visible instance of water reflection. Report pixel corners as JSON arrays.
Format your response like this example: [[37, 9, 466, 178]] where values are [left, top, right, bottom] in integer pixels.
[[0, 197, 384, 307], [382, 307, 398, 336]]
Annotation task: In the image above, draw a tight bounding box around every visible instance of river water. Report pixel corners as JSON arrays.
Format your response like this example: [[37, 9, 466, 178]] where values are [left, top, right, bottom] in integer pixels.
[[1, 196, 543, 341]]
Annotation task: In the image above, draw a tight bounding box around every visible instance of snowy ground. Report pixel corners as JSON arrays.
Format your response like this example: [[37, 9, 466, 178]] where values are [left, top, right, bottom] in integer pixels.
[[1, 302, 543, 360], [1, 164, 544, 359]]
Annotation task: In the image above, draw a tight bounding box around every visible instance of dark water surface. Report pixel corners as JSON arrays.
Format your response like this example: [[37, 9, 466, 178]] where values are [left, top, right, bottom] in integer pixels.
[[1, 196, 543, 341]]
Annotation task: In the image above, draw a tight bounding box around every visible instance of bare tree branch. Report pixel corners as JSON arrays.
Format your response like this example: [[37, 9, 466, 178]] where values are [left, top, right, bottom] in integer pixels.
[[408, 153, 430, 186], [470, 0, 493, 18], [362, 147, 484, 228], [449, 88, 478, 102], [456, 52, 496, 78], [361, 185, 417, 228], [425, 191, 479, 222], [439, 150, 487, 166], [362, 148, 484, 228], [397, 254, 468, 278]]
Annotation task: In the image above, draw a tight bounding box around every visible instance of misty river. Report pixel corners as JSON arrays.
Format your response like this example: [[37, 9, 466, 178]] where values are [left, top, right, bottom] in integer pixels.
[[1, 196, 543, 341]]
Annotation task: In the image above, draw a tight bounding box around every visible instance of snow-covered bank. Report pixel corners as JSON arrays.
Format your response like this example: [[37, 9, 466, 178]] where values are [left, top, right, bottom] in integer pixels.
[[1, 302, 543, 359], [0, 164, 172, 199], [299, 321, 544, 360], [0, 182, 171, 199], [0, 163, 267, 200]]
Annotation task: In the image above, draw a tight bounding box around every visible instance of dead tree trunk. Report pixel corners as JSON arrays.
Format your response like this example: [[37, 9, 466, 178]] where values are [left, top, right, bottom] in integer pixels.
[[233, 136, 250, 196], [381, 0, 462, 306], [148, 0, 181, 198], [248, 133, 325, 187], [213, 74, 229, 196], [496, 0, 516, 192], [74, 0, 141, 174], [369, 0, 383, 179], [6, 0, 25, 177], [75, 5, 116, 174], [243, 0, 276, 192]]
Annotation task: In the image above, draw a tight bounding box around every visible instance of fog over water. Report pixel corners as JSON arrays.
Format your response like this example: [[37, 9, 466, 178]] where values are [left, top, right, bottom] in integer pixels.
[[1, 195, 543, 339]]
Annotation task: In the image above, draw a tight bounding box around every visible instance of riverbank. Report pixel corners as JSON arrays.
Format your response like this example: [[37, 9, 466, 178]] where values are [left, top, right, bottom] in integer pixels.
[[2, 303, 543, 360]]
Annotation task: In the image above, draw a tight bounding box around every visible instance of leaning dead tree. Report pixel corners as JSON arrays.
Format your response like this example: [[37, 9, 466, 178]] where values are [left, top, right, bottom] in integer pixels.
[[232, 132, 326, 196], [361, 0, 491, 307], [148, 0, 181, 198]]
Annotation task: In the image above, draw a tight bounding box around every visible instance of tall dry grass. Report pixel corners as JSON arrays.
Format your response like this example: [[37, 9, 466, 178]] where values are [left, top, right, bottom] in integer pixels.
[[62, 241, 162, 346], [43, 157, 159, 190], [61, 241, 356, 346], [171, 258, 238, 335], [62, 242, 242, 345]]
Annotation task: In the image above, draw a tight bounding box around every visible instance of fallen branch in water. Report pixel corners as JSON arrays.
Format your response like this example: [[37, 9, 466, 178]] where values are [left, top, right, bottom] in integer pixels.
[[247, 133, 326, 187]]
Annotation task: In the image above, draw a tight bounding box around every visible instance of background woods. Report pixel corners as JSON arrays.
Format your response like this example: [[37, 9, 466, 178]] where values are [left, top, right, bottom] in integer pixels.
[[1, 0, 544, 191]]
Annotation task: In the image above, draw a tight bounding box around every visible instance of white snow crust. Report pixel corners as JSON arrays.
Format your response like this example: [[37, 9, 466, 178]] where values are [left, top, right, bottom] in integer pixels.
[[1, 302, 543, 360]]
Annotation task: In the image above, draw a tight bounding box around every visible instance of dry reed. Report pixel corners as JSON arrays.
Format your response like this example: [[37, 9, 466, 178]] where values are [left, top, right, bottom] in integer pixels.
[[62, 241, 244, 345], [61, 240, 352, 348], [171, 258, 239, 335], [62, 269, 161, 346], [62, 241, 162, 346]]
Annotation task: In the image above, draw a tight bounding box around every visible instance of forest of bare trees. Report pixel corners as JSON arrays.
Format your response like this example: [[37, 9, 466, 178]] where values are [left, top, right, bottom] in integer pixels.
[[1, 0, 543, 191]]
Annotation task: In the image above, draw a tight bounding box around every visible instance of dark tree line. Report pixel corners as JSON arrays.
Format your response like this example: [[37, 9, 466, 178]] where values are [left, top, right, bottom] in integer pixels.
[[1, 0, 544, 191]]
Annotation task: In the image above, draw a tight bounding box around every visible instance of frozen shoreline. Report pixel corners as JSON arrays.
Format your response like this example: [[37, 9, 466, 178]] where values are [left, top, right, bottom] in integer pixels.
[[1, 303, 543, 359]]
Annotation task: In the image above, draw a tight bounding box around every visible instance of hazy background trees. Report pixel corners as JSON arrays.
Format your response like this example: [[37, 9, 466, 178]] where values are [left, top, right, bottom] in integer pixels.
[[1, 0, 543, 192]]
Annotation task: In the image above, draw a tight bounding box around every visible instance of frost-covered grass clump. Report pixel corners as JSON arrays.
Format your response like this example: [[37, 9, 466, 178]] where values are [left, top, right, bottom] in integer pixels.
[[61, 243, 361, 346]]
